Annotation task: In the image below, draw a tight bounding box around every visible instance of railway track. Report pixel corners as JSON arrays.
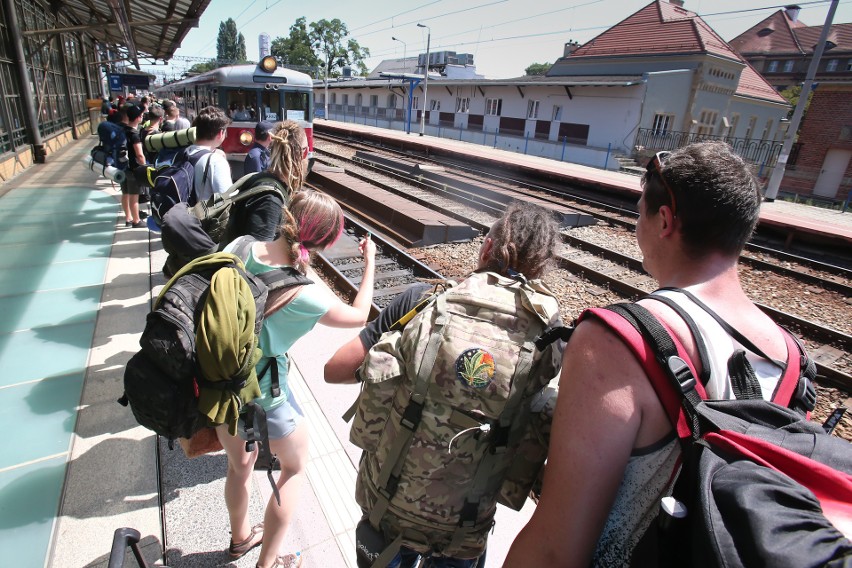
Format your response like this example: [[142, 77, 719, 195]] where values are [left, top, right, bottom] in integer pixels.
[[312, 135, 852, 392]]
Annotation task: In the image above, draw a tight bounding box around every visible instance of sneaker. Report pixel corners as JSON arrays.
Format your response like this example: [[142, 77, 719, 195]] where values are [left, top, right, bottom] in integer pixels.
[[125, 220, 133, 227], [229, 522, 264, 559], [131, 220, 146, 228], [264, 552, 302, 568]]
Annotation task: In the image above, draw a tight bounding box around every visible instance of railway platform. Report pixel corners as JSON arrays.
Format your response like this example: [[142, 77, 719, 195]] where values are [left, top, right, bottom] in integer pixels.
[[2, 133, 850, 568], [316, 120, 852, 250]]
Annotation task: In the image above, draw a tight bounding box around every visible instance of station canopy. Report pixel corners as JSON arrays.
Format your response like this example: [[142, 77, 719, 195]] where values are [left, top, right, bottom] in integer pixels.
[[46, 0, 213, 68]]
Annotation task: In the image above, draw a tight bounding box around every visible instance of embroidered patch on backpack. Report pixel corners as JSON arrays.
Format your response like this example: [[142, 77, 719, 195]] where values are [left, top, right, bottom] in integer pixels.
[[456, 348, 495, 388]]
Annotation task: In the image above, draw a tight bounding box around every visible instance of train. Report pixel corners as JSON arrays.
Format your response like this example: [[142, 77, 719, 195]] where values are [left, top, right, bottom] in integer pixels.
[[155, 56, 314, 177]]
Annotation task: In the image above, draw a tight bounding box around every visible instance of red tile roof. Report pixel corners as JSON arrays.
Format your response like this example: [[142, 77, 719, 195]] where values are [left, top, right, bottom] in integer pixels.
[[563, 1, 786, 104], [730, 10, 852, 55]]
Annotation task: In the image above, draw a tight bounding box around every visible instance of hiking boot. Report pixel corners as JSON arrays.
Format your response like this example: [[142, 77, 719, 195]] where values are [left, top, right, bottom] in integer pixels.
[[261, 552, 302, 568], [229, 522, 264, 559]]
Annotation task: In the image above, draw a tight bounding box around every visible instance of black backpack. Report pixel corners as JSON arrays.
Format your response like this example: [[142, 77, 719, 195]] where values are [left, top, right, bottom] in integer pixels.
[[579, 296, 852, 568], [150, 147, 211, 223], [120, 237, 312, 499], [92, 121, 129, 171]]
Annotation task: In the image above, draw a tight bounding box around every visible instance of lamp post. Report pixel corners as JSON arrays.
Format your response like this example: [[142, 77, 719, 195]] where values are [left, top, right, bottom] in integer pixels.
[[392, 36, 407, 72], [764, 0, 839, 200], [417, 23, 430, 137]]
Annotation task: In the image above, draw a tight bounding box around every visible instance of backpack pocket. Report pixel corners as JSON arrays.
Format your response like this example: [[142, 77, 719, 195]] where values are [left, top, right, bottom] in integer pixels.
[[351, 330, 405, 452]]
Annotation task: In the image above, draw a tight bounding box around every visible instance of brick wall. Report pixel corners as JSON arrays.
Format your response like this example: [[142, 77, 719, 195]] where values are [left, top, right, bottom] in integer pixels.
[[782, 85, 852, 202]]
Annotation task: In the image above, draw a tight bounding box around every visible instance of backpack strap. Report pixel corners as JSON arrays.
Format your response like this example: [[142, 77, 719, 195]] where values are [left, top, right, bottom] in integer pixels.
[[643, 293, 712, 387], [243, 402, 282, 506]]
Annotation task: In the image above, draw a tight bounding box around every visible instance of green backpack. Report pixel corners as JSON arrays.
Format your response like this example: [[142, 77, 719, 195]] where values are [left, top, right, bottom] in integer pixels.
[[350, 271, 563, 565]]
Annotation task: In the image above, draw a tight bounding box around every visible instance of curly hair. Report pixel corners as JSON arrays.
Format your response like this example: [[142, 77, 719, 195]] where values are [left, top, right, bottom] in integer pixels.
[[481, 201, 560, 280], [641, 141, 760, 257], [278, 189, 344, 273], [192, 105, 230, 140], [267, 120, 307, 195]]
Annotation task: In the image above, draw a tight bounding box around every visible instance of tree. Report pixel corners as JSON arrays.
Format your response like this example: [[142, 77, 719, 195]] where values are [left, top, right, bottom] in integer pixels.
[[187, 59, 218, 75], [779, 85, 813, 120], [525, 62, 550, 76], [271, 17, 321, 72], [309, 18, 370, 78], [217, 18, 248, 65]]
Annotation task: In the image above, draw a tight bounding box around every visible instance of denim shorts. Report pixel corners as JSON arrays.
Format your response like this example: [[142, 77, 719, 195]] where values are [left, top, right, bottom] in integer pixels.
[[237, 393, 303, 441]]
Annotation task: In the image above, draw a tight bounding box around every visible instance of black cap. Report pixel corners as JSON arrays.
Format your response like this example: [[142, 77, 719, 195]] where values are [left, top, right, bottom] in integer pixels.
[[256, 121, 274, 139]]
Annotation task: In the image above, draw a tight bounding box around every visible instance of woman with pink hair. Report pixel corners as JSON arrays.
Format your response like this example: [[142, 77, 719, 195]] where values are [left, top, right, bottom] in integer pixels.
[[217, 184, 376, 565]]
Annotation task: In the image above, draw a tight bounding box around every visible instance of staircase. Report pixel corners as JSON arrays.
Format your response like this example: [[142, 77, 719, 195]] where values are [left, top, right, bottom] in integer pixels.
[[614, 154, 645, 176]]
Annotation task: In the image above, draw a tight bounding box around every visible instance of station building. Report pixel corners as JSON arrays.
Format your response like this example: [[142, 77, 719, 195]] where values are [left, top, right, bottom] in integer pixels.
[[317, 0, 790, 173], [0, 0, 205, 182], [730, 5, 852, 203]]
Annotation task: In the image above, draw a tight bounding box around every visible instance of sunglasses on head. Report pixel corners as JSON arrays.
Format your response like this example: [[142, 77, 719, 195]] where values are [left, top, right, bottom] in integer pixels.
[[646, 151, 676, 217]]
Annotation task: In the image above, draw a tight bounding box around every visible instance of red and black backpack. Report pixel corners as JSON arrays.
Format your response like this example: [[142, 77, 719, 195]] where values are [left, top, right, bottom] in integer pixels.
[[578, 294, 852, 567]]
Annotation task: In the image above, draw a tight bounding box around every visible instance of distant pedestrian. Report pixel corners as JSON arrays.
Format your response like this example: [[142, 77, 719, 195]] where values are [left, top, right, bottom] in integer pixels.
[[244, 121, 274, 174]]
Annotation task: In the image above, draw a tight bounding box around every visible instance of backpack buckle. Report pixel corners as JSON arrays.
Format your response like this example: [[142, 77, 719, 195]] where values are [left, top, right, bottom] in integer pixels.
[[400, 399, 424, 431], [793, 377, 816, 413], [667, 356, 695, 394]]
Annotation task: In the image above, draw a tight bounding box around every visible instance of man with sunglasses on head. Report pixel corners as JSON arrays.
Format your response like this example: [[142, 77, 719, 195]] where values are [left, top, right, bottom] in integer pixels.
[[505, 142, 793, 567]]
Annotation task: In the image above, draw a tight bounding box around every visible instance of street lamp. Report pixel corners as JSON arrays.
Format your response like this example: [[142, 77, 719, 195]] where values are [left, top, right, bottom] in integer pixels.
[[391, 36, 407, 72], [417, 23, 430, 137]]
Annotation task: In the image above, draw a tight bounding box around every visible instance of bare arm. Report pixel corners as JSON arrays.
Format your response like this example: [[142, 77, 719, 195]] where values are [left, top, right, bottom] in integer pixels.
[[319, 236, 376, 327], [504, 320, 649, 567], [324, 335, 368, 384], [132, 142, 145, 166]]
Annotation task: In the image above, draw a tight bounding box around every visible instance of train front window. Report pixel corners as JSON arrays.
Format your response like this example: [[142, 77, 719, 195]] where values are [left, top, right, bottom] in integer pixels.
[[260, 91, 280, 121], [225, 89, 257, 122], [284, 92, 309, 121]]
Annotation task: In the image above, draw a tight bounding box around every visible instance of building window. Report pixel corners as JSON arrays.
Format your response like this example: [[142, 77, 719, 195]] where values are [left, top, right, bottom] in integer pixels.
[[330, 93, 336, 104], [696, 110, 718, 137], [356, 93, 363, 107], [370, 95, 378, 107], [847, 59, 852, 71], [728, 114, 740, 138], [413, 96, 420, 110], [455, 97, 470, 113], [783, 60, 794, 72], [485, 98, 502, 116], [526, 100, 539, 119], [342, 94, 349, 105], [552, 105, 562, 121], [430, 99, 440, 111], [826, 59, 838, 72], [767, 60, 779, 72], [387, 94, 397, 108], [651, 113, 674, 135]]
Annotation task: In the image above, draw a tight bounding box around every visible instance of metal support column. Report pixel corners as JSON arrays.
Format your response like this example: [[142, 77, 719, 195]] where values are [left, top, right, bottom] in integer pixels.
[[3, 0, 46, 162], [56, 35, 80, 139]]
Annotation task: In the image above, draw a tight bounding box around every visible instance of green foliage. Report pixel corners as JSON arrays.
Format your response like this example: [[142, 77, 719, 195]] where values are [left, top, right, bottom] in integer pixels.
[[270, 18, 370, 78], [217, 18, 248, 64], [187, 59, 218, 75], [271, 17, 321, 72], [779, 85, 813, 120], [525, 62, 550, 76]]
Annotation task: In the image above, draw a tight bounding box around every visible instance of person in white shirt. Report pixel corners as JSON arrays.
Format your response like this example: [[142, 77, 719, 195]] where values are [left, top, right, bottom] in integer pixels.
[[186, 106, 233, 201]]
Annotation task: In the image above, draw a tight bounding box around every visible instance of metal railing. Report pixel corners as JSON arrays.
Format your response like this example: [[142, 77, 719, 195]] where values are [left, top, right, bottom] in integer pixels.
[[634, 128, 801, 169]]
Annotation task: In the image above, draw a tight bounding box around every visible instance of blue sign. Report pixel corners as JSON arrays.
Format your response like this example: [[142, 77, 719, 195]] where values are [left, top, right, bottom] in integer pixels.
[[107, 73, 150, 91], [315, 108, 325, 118], [108, 74, 122, 91]]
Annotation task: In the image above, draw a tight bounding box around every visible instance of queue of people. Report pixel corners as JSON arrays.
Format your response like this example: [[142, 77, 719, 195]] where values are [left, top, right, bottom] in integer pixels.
[[110, 112, 841, 568]]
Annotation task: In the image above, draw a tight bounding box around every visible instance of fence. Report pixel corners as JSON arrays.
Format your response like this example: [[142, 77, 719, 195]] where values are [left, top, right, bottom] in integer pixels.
[[634, 128, 801, 169]]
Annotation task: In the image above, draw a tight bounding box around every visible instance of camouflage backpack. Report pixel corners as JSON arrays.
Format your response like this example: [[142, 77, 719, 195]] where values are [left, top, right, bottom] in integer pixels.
[[350, 271, 563, 566]]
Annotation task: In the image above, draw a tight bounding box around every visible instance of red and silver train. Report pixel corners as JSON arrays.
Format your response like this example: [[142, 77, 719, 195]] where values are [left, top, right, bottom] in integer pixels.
[[155, 56, 314, 177]]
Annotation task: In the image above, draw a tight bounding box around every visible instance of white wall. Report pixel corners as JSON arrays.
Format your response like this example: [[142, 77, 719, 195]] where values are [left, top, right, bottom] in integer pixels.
[[642, 70, 693, 132]]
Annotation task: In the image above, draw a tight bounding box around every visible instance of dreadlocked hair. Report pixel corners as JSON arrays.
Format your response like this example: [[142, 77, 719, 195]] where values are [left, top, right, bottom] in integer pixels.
[[277, 189, 344, 274], [482, 201, 559, 280], [267, 120, 307, 193]]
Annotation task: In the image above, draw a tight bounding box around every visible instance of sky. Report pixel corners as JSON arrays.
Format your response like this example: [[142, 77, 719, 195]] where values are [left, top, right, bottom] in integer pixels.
[[139, 0, 852, 81]]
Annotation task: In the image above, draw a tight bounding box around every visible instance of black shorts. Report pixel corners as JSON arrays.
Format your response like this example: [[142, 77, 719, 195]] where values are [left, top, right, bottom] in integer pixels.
[[120, 173, 142, 195]]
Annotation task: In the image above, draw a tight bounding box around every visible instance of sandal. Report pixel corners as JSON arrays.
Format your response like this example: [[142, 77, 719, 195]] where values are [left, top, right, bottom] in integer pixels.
[[261, 551, 302, 568], [229, 522, 264, 559]]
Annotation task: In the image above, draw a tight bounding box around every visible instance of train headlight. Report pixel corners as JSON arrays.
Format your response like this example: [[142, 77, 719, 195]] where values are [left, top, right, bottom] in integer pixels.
[[239, 130, 254, 146], [260, 56, 277, 73]]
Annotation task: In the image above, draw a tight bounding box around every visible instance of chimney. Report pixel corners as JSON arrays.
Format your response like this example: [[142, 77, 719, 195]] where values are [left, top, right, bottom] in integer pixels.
[[564, 40, 581, 57], [669, 0, 684, 7], [785, 5, 801, 23]]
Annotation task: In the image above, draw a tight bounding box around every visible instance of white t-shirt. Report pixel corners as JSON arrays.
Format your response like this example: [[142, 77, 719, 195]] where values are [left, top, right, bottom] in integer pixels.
[[187, 145, 232, 201]]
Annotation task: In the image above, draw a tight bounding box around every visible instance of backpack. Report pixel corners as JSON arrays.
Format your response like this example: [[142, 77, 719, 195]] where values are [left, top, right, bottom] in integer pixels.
[[158, 172, 288, 278], [192, 171, 288, 245], [351, 271, 563, 566], [150, 147, 212, 223], [92, 121, 129, 171], [579, 295, 852, 568], [119, 238, 312, 499]]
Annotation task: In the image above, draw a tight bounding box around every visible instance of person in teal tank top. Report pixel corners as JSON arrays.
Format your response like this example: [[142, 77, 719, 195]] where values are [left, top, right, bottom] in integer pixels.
[[216, 122, 377, 568]]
